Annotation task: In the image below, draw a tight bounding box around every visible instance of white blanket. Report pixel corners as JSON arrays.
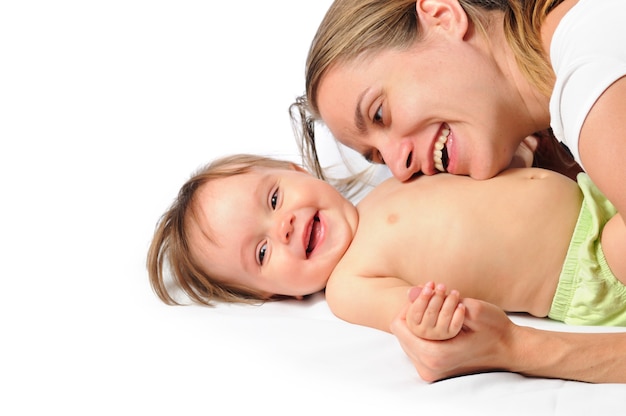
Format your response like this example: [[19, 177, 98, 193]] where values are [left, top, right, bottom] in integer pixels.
[[2, 1, 624, 415]]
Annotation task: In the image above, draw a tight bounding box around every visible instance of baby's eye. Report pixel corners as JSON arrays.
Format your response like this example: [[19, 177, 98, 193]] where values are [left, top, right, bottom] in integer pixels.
[[373, 105, 383, 124], [258, 242, 268, 265], [270, 189, 278, 210]]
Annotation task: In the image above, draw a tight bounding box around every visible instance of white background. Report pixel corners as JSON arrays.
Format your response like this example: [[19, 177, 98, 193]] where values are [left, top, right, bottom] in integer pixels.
[[0, 1, 340, 413], [2, 2, 626, 415]]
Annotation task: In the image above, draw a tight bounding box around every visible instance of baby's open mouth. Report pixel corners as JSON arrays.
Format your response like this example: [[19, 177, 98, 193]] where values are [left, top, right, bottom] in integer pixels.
[[306, 214, 321, 258], [434, 125, 450, 172]]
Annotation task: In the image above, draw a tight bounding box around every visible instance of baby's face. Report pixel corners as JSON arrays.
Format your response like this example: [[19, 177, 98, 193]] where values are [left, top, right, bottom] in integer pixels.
[[188, 165, 359, 298]]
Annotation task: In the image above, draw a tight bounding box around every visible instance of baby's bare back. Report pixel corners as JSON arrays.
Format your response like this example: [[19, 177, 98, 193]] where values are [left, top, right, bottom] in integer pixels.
[[343, 168, 582, 317]]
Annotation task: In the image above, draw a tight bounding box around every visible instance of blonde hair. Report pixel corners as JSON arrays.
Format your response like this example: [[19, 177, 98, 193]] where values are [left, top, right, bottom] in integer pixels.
[[146, 154, 298, 306], [503, 0, 561, 97], [291, 0, 564, 182]]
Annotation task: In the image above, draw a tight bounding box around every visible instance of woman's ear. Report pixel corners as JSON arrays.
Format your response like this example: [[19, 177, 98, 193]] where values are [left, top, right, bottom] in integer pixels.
[[415, 0, 469, 39]]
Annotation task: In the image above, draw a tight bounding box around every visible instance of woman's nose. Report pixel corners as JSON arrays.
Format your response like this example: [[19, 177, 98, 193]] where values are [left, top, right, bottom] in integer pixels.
[[381, 140, 415, 182]]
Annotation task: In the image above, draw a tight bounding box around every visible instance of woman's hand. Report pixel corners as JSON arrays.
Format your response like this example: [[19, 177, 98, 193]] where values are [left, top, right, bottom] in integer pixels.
[[390, 292, 517, 382]]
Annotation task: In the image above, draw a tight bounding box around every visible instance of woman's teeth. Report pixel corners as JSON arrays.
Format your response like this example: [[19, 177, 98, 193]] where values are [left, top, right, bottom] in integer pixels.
[[434, 126, 450, 172]]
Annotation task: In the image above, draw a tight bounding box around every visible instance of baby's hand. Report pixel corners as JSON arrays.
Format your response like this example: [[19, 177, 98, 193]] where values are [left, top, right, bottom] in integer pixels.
[[405, 282, 465, 341]]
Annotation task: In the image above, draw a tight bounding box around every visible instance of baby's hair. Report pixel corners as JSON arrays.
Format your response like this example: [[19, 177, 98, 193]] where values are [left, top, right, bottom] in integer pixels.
[[146, 154, 298, 306]]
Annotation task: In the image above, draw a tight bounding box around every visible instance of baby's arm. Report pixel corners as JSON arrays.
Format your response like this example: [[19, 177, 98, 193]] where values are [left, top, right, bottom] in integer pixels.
[[326, 274, 463, 336], [405, 282, 465, 341]]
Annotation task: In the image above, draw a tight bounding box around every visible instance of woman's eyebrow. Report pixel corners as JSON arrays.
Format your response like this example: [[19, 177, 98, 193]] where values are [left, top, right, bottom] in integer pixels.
[[354, 88, 369, 134]]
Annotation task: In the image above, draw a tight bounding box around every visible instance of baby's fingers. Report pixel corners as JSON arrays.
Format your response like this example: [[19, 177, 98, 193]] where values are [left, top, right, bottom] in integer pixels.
[[422, 284, 447, 328], [437, 290, 465, 335], [448, 302, 466, 335], [406, 282, 436, 329], [437, 290, 460, 323]]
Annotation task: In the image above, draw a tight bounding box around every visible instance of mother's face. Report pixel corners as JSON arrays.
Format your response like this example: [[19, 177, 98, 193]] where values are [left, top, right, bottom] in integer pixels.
[[316, 35, 534, 181]]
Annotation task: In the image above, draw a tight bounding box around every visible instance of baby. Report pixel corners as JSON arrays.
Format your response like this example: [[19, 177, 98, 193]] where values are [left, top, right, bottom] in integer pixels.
[[147, 154, 626, 340]]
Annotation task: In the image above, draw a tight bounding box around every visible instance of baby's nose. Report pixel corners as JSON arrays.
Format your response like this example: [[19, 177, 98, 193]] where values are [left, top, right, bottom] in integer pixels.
[[277, 214, 295, 244]]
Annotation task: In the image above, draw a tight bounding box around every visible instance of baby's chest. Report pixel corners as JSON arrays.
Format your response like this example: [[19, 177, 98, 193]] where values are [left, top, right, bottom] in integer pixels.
[[348, 221, 433, 275], [351, 210, 474, 281]]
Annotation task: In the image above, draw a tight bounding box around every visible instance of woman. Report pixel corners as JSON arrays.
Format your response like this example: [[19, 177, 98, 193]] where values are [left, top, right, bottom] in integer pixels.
[[291, 0, 626, 383]]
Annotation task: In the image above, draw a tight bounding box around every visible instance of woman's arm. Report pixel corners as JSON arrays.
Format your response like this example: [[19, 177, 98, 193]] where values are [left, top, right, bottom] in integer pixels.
[[391, 295, 626, 383], [579, 76, 626, 228], [579, 76, 626, 285]]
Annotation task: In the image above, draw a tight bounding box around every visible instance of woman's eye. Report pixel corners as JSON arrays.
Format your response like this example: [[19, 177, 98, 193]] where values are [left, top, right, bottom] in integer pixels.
[[376, 150, 385, 165], [270, 189, 278, 210], [258, 242, 267, 265], [364, 148, 385, 165]]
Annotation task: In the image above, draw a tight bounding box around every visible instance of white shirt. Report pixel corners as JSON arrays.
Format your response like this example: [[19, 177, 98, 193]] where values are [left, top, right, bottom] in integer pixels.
[[549, 0, 626, 168]]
